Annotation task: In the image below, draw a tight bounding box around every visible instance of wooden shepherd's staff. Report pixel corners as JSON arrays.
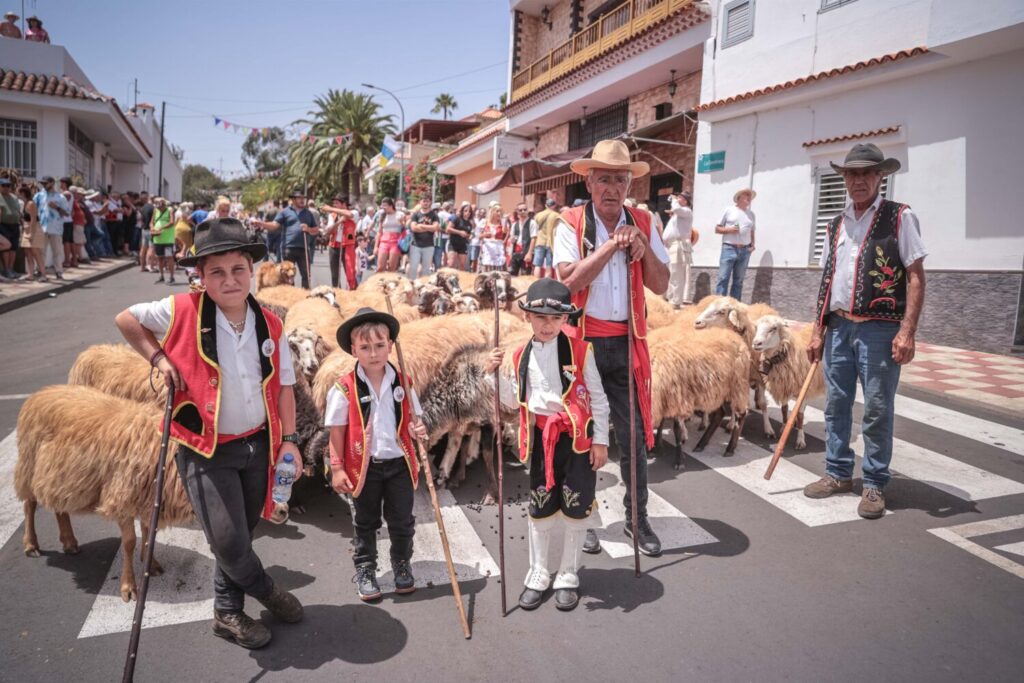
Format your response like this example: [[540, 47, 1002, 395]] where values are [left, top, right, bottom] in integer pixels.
[[123, 386, 176, 683], [383, 292, 472, 639], [492, 294, 507, 616], [763, 361, 820, 480], [626, 264, 641, 577]]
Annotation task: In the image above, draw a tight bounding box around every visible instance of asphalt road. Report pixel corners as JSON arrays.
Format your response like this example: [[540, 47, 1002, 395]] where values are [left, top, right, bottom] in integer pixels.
[[1, 258, 1022, 683]]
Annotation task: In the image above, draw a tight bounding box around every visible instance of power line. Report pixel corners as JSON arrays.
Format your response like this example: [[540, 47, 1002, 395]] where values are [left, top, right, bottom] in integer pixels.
[[391, 61, 507, 93], [139, 90, 310, 105]]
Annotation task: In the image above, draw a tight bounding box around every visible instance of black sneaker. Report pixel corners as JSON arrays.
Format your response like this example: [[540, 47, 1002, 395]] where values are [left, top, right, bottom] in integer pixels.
[[353, 564, 382, 602], [167, 277, 176, 285], [55, 272, 65, 280], [392, 559, 416, 594], [582, 528, 601, 554], [624, 517, 662, 557], [154, 276, 165, 283]]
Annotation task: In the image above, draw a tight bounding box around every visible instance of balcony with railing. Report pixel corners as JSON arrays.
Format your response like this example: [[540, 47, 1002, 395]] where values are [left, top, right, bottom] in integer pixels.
[[511, 0, 697, 104]]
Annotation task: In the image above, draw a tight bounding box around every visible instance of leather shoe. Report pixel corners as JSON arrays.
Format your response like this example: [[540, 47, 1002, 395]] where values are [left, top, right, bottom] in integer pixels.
[[257, 584, 303, 623], [212, 610, 271, 649], [624, 517, 662, 557], [518, 587, 545, 610], [554, 588, 579, 611], [582, 528, 601, 554]]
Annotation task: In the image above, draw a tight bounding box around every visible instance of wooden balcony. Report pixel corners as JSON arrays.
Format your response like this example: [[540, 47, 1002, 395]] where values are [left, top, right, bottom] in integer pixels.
[[511, 0, 696, 104]]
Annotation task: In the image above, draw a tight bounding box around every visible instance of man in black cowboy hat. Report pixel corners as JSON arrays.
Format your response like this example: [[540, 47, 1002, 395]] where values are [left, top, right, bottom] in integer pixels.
[[804, 143, 927, 519], [115, 217, 305, 648], [485, 278, 610, 611], [253, 190, 318, 288]]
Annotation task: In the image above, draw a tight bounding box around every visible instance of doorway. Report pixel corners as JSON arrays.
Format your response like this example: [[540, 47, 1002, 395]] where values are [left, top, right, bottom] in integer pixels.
[[648, 172, 683, 227]]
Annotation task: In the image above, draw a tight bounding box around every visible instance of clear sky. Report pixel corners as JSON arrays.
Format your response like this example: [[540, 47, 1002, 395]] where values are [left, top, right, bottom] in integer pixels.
[[26, 0, 511, 175]]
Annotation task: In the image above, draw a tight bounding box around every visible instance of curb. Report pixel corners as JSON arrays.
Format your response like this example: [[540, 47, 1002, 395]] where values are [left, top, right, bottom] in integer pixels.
[[0, 260, 136, 315]]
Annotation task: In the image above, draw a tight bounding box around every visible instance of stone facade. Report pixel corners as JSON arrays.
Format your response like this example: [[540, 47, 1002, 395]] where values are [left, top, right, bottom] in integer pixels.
[[536, 123, 570, 158], [688, 264, 1024, 355]]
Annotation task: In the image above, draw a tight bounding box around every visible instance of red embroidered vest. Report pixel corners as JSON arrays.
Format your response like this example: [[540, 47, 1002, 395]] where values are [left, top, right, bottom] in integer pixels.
[[160, 291, 284, 519], [330, 216, 356, 248], [513, 333, 595, 463], [334, 363, 419, 498]]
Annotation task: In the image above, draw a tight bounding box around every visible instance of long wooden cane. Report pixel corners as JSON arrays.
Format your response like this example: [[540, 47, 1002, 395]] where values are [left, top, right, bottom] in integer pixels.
[[763, 360, 820, 480], [625, 263, 641, 578], [492, 298, 507, 617], [302, 227, 313, 289], [123, 386, 176, 683], [383, 293, 472, 639]]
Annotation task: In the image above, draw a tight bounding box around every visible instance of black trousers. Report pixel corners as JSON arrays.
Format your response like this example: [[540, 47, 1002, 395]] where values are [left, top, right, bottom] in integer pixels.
[[528, 429, 597, 520], [284, 247, 310, 288], [508, 250, 527, 276], [585, 334, 650, 520], [328, 246, 341, 288], [352, 458, 415, 567], [175, 432, 274, 613]]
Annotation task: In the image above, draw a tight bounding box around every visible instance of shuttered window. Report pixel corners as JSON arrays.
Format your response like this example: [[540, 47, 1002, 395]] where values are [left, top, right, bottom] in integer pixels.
[[810, 170, 892, 264], [722, 0, 754, 48], [821, 0, 858, 11]]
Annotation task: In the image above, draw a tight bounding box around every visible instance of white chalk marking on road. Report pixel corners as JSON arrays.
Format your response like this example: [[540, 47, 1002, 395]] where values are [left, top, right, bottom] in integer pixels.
[[801, 407, 1024, 502], [0, 394, 31, 400], [928, 515, 1024, 580], [374, 487, 500, 592], [0, 430, 25, 551], [688, 436, 880, 527], [593, 463, 717, 558], [993, 542, 1024, 559], [78, 525, 215, 639]]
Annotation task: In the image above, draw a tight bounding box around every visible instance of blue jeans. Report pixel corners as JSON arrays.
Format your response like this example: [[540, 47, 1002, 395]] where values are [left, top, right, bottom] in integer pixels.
[[715, 244, 751, 300], [406, 244, 434, 280], [432, 237, 448, 270], [823, 316, 902, 490], [85, 223, 104, 259], [96, 221, 114, 257]]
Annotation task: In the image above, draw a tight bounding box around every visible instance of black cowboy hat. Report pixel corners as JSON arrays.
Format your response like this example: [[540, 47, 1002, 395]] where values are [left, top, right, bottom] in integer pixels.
[[517, 278, 582, 320], [178, 217, 266, 267], [336, 307, 400, 355], [830, 143, 901, 176], [332, 193, 350, 205], [289, 188, 307, 198]]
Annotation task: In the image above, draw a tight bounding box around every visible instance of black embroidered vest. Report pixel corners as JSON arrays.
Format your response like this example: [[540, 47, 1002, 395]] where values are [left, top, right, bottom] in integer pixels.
[[816, 199, 909, 325]]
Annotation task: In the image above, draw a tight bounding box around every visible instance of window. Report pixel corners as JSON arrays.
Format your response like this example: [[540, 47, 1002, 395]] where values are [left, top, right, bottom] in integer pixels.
[[820, 0, 858, 11], [654, 102, 673, 121], [569, 99, 628, 151], [810, 170, 892, 264], [67, 122, 95, 188], [0, 117, 37, 178], [721, 0, 754, 48]]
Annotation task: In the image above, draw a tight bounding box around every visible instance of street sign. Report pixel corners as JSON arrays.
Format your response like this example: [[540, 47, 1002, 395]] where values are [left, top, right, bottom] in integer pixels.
[[698, 150, 725, 173]]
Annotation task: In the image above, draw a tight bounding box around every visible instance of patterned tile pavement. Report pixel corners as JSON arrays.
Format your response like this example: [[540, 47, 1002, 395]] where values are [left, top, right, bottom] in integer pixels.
[[900, 342, 1024, 414]]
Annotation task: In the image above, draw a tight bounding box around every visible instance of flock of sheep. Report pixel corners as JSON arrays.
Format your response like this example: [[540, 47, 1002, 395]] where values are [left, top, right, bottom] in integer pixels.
[[13, 267, 825, 602]]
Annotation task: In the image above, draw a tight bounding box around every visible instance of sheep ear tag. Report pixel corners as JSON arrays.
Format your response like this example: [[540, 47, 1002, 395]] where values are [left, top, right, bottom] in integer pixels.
[[261, 339, 276, 357], [393, 386, 406, 402]]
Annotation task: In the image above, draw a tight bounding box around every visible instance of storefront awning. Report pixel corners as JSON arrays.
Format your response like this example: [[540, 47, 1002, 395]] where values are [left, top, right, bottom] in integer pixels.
[[468, 146, 593, 195]]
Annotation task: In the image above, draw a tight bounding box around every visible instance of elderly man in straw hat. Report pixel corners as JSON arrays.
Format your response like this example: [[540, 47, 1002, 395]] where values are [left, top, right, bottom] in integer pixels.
[[714, 187, 757, 300], [804, 143, 926, 519], [553, 139, 670, 556]]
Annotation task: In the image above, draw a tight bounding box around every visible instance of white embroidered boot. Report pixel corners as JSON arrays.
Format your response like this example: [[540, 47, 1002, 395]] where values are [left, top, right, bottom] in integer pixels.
[[520, 514, 555, 610], [552, 516, 587, 611]]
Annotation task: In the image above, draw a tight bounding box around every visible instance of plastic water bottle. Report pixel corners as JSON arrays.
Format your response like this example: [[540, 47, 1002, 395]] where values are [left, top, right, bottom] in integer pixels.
[[269, 454, 297, 525]]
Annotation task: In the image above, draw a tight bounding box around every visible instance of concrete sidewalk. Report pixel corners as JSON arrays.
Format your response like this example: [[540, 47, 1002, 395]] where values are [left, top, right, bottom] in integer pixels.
[[0, 257, 136, 314]]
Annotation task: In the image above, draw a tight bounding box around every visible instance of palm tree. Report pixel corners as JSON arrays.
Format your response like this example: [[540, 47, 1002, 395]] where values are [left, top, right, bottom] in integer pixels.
[[284, 89, 396, 199], [431, 93, 458, 120]]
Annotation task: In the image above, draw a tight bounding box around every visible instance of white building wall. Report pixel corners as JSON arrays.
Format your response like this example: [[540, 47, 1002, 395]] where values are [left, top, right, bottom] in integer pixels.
[[692, 47, 1024, 272]]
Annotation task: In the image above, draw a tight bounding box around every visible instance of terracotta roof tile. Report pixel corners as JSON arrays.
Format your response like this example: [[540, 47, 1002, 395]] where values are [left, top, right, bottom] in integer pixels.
[[802, 125, 901, 148], [696, 47, 929, 112], [0, 68, 107, 102]]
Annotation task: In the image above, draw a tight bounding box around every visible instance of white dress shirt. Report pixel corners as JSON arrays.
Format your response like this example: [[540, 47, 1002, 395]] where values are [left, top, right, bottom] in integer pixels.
[[324, 363, 423, 460], [819, 194, 927, 312], [129, 296, 296, 435], [552, 207, 669, 321], [496, 337, 610, 446]]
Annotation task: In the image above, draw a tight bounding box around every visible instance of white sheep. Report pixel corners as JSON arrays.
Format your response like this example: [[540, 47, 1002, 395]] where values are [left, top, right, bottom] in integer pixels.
[[751, 315, 826, 450]]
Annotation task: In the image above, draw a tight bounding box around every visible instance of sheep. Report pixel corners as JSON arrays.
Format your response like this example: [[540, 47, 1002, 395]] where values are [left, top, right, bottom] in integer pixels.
[[452, 292, 481, 314], [429, 267, 465, 295], [256, 284, 308, 311], [15, 386, 192, 601], [287, 325, 332, 384], [309, 284, 339, 309], [68, 343, 165, 404], [284, 297, 344, 352], [360, 272, 418, 305], [693, 296, 775, 440], [474, 271, 519, 312], [415, 284, 449, 317], [333, 288, 420, 323], [644, 289, 678, 329], [751, 315, 826, 450], [255, 260, 297, 291], [648, 326, 752, 465]]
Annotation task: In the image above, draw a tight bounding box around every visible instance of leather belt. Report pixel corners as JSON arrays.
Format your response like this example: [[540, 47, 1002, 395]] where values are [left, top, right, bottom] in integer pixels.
[[833, 309, 872, 323]]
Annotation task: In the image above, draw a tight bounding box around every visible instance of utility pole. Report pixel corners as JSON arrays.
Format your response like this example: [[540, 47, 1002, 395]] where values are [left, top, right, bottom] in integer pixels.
[[157, 101, 166, 198], [362, 83, 405, 203], [133, 79, 138, 110]]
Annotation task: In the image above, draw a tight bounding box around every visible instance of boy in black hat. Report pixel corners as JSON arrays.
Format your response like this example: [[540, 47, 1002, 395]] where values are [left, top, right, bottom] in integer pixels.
[[115, 217, 304, 649], [326, 308, 428, 601], [485, 278, 609, 611]]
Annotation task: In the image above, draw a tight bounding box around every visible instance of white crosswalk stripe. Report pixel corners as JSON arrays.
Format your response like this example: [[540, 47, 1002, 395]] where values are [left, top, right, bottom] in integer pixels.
[[889, 393, 1024, 456]]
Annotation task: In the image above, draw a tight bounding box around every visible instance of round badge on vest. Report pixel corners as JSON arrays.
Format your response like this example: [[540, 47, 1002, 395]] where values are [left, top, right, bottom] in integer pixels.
[[261, 339, 276, 357], [394, 386, 406, 402]]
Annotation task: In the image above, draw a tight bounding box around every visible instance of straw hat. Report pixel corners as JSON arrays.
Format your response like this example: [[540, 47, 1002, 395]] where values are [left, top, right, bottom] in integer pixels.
[[570, 139, 649, 178], [733, 188, 756, 203]]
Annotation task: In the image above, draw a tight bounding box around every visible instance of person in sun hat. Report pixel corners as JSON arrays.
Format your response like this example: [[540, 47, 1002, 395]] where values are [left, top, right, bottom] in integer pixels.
[[803, 142, 927, 520], [552, 139, 670, 557], [115, 217, 305, 649], [0, 11, 21, 38], [714, 187, 757, 300]]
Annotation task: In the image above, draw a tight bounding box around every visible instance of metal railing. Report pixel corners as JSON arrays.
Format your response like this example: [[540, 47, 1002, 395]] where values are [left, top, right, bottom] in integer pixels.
[[510, 0, 695, 103]]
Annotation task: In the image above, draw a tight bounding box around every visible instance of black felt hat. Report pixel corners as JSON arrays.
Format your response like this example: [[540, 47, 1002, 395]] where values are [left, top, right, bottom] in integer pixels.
[[517, 278, 581, 320], [830, 143, 901, 176], [336, 307, 400, 355], [177, 217, 266, 267]]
